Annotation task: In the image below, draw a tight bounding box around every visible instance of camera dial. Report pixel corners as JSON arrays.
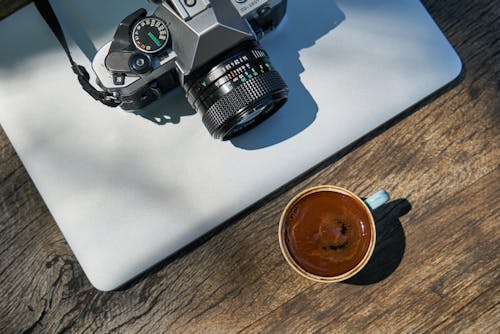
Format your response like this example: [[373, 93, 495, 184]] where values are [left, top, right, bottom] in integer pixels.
[[132, 17, 169, 54]]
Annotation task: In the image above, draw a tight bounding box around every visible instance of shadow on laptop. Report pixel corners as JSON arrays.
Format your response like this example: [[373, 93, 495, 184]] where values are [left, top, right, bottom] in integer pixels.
[[231, 0, 345, 150]]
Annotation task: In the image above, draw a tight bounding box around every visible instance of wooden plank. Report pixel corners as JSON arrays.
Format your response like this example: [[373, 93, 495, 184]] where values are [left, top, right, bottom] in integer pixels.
[[427, 286, 500, 334], [0, 0, 31, 20], [0, 0, 499, 333]]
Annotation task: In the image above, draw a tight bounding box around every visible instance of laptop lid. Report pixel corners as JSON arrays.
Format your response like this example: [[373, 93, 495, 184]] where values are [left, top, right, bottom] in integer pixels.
[[0, 0, 461, 290]]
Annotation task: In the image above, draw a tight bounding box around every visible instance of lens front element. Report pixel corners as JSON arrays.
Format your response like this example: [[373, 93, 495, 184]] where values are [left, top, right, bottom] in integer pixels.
[[184, 42, 288, 140]]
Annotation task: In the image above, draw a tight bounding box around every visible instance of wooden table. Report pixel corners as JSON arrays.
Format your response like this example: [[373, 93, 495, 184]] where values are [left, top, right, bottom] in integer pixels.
[[1, 1, 498, 333]]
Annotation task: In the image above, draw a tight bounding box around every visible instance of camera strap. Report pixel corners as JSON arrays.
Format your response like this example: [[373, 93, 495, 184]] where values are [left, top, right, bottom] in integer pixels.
[[34, 0, 120, 107]]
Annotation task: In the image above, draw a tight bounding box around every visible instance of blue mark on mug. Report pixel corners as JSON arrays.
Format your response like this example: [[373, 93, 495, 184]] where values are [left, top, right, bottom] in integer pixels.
[[364, 190, 391, 211]]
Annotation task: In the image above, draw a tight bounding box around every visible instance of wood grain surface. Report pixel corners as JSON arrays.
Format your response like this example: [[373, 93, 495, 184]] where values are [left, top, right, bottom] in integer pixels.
[[1, 0, 499, 333], [0, 0, 30, 19]]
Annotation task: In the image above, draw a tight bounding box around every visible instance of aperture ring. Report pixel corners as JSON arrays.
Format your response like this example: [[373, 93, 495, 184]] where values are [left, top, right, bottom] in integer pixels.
[[184, 46, 268, 95], [192, 58, 275, 111]]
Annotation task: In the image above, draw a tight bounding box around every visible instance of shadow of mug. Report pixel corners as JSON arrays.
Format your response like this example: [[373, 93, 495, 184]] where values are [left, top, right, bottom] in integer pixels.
[[344, 198, 411, 285]]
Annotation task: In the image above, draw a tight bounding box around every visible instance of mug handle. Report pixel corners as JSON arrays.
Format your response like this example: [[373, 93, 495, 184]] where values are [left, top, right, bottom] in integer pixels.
[[364, 190, 390, 211]]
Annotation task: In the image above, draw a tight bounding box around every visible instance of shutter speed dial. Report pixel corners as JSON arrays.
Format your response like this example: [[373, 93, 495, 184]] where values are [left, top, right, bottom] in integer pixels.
[[131, 17, 169, 54]]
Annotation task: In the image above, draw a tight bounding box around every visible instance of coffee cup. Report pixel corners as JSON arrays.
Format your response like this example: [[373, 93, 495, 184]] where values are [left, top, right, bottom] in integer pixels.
[[278, 186, 390, 282]]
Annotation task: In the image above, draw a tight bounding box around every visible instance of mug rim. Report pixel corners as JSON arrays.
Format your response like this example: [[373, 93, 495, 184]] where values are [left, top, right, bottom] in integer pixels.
[[278, 185, 377, 283]]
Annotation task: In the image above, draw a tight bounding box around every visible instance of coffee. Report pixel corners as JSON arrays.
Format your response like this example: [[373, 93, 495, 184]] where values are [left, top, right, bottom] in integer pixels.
[[283, 190, 373, 277]]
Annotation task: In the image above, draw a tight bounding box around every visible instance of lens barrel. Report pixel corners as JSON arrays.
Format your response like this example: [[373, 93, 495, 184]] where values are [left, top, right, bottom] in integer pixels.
[[184, 42, 288, 140]]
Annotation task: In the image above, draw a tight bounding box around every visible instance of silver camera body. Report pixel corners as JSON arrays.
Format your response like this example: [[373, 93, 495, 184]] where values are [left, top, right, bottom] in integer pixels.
[[92, 0, 288, 140]]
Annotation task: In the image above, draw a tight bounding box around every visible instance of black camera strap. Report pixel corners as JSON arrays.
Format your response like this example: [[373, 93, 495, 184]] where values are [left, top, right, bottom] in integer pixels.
[[34, 0, 120, 107]]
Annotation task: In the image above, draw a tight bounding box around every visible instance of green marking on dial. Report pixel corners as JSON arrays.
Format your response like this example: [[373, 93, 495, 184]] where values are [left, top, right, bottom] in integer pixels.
[[148, 32, 162, 47]]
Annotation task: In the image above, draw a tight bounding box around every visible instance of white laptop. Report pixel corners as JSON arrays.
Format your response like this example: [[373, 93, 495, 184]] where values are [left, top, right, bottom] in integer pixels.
[[0, 0, 461, 290]]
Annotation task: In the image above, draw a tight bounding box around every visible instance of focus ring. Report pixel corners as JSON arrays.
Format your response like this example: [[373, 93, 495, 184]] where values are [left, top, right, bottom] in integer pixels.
[[202, 70, 287, 138]]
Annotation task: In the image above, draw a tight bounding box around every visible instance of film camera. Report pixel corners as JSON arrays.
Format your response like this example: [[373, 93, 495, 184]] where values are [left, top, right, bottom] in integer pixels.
[[92, 0, 289, 140]]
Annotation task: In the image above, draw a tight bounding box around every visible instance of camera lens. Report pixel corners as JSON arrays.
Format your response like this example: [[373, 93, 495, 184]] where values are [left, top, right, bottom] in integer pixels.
[[184, 42, 288, 140]]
